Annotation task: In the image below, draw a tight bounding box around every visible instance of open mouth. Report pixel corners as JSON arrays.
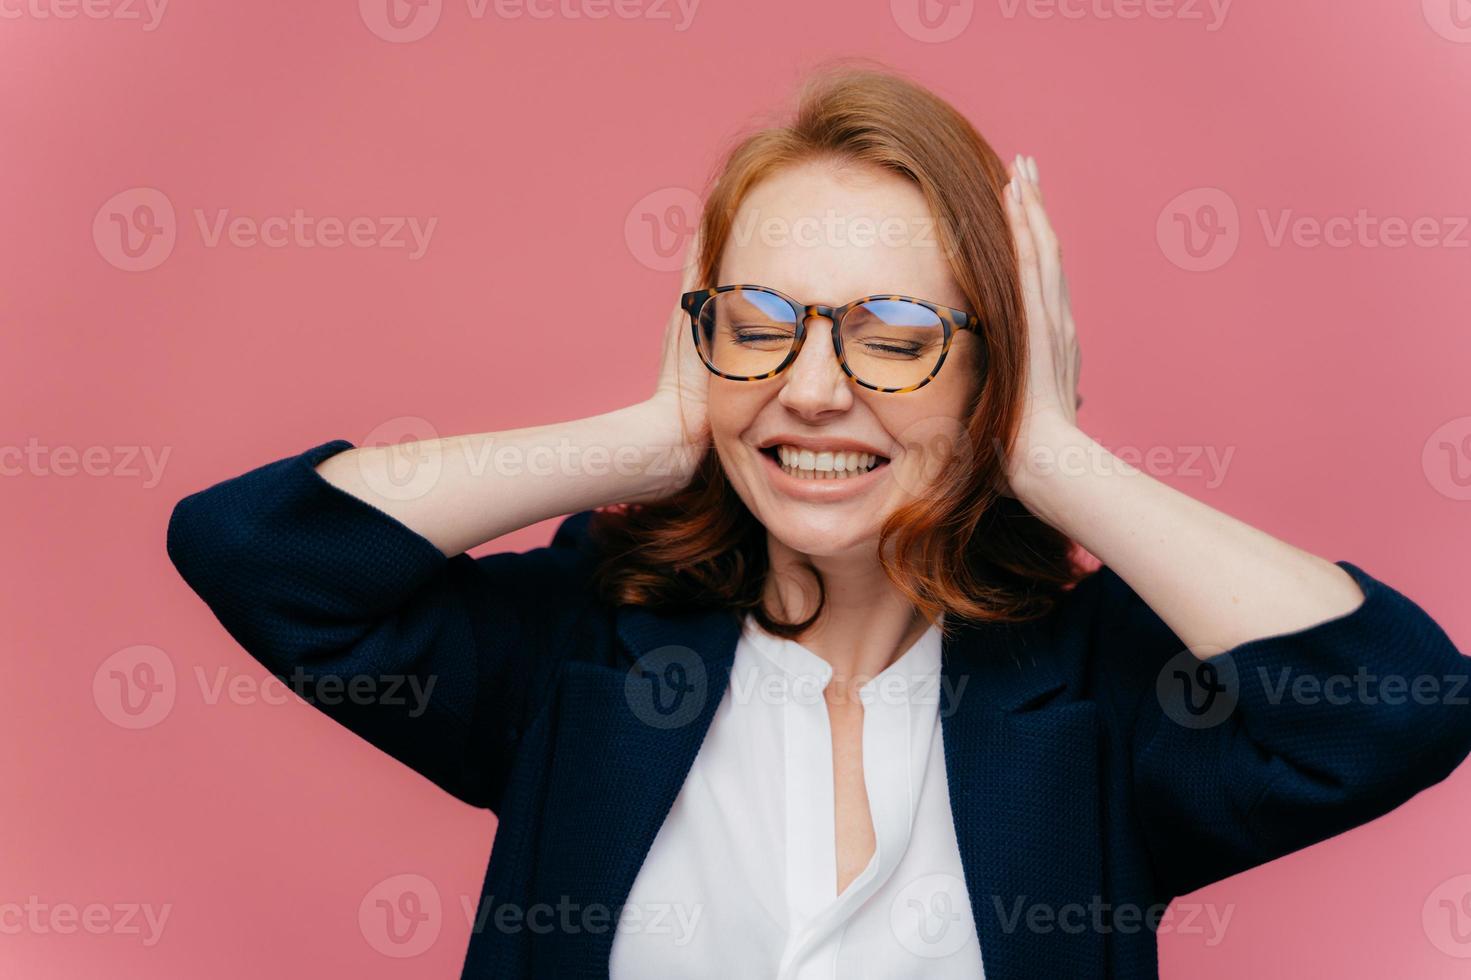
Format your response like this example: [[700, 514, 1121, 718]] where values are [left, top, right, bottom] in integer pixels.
[[759, 444, 891, 481]]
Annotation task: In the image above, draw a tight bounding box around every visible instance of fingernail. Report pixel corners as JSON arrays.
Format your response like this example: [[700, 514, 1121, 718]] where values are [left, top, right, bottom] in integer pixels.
[[1009, 177, 1021, 202], [1027, 156, 1039, 184], [1014, 154, 1026, 181]]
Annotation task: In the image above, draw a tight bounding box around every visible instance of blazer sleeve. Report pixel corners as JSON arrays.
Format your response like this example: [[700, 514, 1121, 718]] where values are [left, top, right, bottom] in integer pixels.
[[165, 438, 605, 813], [1095, 560, 1471, 900]]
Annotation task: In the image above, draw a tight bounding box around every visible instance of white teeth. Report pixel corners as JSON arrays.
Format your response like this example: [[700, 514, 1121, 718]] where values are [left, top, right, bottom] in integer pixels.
[[771, 444, 883, 480]]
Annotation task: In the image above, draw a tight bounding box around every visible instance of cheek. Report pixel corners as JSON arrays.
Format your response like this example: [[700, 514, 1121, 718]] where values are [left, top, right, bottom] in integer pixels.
[[707, 384, 772, 505], [707, 381, 766, 442], [879, 384, 971, 447], [878, 385, 975, 491]]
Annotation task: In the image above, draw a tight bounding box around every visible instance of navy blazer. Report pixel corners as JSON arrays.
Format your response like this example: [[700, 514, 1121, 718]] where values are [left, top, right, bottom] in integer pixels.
[[166, 438, 1471, 979]]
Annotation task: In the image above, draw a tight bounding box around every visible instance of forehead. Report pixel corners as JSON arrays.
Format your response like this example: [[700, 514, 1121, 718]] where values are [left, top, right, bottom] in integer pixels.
[[716, 159, 963, 309]]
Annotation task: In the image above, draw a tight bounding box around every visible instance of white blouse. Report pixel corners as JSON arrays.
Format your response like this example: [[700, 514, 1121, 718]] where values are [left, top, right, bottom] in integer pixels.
[[609, 613, 986, 979]]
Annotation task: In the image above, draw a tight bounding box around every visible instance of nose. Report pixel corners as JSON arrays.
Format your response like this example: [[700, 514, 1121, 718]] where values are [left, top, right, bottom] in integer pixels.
[[776, 315, 852, 419]]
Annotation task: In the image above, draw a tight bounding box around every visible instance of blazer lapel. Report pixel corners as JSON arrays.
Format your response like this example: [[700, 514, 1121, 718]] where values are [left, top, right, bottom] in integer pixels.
[[530, 601, 1105, 978], [941, 614, 1107, 980], [531, 602, 743, 976]]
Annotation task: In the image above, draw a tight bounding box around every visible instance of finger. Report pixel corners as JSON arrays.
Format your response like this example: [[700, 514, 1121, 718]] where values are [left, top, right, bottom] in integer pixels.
[[1003, 174, 1048, 331], [1014, 159, 1065, 343], [1013, 156, 1054, 249], [1012, 179, 1059, 347], [679, 222, 704, 294], [672, 222, 704, 349]]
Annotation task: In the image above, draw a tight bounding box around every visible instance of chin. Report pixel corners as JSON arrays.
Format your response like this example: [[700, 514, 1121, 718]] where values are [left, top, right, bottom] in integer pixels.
[[754, 500, 885, 559]]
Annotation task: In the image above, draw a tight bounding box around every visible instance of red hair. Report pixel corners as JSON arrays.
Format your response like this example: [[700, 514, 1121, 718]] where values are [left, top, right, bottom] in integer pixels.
[[589, 62, 1088, 640]]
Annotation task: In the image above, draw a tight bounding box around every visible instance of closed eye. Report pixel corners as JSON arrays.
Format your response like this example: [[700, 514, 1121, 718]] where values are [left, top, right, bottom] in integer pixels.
[[731, 328, 794, 348], [856, 339, 928, 359]]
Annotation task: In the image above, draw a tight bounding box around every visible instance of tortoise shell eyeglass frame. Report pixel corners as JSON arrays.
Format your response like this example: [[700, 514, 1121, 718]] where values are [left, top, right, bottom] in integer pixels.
[[680, 284, 985, 394]]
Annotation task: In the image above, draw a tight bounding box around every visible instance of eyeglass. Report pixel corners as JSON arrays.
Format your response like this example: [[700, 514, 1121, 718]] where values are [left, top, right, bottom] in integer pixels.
[[681, 284, 983, 394]]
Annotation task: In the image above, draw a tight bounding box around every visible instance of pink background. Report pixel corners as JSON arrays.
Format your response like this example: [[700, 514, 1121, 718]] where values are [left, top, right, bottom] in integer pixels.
[[5, 0, 1471, 976]]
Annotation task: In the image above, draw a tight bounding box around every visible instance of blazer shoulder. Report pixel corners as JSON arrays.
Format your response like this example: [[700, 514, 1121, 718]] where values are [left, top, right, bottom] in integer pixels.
[[550, 508, 599, 554]]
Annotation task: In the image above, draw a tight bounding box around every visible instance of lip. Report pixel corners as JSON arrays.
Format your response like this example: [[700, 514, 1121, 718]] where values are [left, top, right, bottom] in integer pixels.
[[757, 434, 890, 457], [755, 443, 888, 502]]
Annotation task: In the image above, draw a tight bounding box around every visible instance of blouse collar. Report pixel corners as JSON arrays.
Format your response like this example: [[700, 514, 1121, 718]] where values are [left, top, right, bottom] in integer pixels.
[[739, 611, 945, 706]]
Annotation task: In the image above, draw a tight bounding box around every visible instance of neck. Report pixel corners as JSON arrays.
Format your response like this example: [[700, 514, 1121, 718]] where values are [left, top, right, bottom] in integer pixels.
[[762, 532, 935, 689]]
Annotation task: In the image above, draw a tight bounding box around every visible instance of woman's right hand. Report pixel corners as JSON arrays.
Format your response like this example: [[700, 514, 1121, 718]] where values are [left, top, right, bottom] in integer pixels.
[[313, 230, 712, 555], [643, 229, 711, 493]]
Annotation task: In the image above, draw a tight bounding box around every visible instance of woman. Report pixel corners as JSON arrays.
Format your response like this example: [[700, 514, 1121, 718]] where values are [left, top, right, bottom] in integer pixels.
[[166, 67, 1471, 979]]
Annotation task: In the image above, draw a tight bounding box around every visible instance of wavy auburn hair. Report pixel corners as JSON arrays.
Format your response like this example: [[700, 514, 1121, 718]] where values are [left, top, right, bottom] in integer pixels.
[[587, 63, 1088, 640]]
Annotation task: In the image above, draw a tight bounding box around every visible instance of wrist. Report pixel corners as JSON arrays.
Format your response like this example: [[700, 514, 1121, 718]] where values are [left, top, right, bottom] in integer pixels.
[[1007, 417, 1099, 521], [617, 399, 706, 501]]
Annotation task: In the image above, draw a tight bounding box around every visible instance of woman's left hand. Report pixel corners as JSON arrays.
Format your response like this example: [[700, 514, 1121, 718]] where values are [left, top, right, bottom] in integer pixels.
[[992, 163, 1373, 667], [999, 154, 1084, 499]]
